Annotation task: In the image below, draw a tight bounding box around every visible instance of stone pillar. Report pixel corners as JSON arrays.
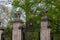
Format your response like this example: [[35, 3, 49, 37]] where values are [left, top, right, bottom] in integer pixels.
[[12, 12, 23, 40], [40, 16, 51, 40], [0, 22, 3, 40], [0, 30, 3, 40]]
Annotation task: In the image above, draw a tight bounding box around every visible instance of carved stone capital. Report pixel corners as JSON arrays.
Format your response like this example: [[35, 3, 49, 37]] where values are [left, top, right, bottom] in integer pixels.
[[12, 20, 23, 23], [0, 27, 4, 30], [41, 16, 50, 21]]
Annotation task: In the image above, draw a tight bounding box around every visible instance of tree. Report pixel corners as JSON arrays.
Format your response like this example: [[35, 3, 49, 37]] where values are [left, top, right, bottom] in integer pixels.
[[12, 0, 60, 40], [12, 0, 60, 34], [3, 21, 12, 40]]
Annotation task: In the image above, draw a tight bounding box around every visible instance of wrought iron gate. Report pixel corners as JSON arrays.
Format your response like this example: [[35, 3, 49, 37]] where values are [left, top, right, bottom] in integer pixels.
[[22, 19, 40, 40], [1, 33, 4, 40], [22, 28, 40, 40]]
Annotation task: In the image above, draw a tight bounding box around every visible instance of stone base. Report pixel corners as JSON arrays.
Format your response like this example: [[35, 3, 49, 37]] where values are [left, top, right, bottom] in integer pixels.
[[0, 30, 3, 40], [40, 29, 51, 40], [12, 29, 22, 40]]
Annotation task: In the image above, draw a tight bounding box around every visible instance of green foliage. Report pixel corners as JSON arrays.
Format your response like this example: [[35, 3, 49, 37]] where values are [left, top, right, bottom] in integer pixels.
[[53, 33, 60, 40], [12, 0, 60, 33], [3, 21, 12, 40], [12, 0, 41, 28], [29, 32, 39, 40], [12, 0, 20, 7]]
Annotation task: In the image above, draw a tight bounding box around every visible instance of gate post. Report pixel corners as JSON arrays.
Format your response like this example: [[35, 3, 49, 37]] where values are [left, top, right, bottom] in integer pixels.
[[0, 22, 4, 40], [12, 12, 23, 40], [40, 16, 51, 40]]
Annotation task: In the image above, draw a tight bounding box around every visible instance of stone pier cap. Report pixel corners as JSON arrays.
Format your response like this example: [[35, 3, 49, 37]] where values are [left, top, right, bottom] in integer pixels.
[[41, 16, 50, 21]]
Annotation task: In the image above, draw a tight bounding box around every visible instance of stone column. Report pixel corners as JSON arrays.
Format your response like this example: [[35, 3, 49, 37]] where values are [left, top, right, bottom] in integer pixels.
[[0, 30, 3, 40], [12, 12, 23, 40], [0, 22, 3, 40], [40, 16, 51, 40]]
